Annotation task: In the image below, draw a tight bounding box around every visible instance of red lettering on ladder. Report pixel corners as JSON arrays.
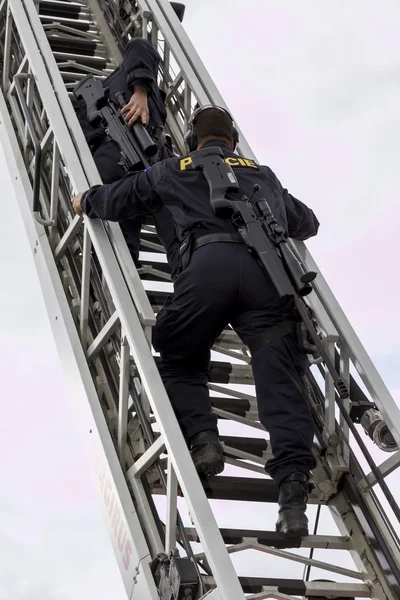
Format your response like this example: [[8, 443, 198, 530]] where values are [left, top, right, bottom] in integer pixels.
[[123, 540, 133, 570], [97, 461, 133, 571]]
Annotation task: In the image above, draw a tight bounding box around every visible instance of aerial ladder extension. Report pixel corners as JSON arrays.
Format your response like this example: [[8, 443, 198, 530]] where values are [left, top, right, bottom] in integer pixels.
[[1, 0, 400, 598]]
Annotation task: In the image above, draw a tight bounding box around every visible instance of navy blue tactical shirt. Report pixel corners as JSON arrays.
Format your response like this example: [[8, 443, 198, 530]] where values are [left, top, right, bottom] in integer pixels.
[[81, 140, 319, 242]]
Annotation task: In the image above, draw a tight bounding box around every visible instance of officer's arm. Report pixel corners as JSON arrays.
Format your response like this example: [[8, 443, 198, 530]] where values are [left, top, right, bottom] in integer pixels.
[[264, 167, 319, 240], [283, 190, 319, 240], [80, 165, 164, 221], [123, 38, 160, 94]]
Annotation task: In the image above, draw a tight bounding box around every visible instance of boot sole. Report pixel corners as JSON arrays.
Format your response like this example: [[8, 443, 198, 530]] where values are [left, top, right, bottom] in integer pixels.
[[195, 458, 225, 476], [277, 521, 309, 538]]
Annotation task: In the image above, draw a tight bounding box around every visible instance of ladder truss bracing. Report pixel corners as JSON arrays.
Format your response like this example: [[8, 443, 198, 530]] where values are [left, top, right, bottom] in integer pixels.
[[0, 0, 399, 598]]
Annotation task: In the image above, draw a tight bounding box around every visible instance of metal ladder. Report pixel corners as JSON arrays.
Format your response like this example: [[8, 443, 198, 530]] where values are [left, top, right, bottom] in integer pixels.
[[0, 0, 399, 598]]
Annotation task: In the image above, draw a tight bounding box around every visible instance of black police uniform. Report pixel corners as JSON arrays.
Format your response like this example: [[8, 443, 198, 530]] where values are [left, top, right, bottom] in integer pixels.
[[80, 140, 320, 487], [76, 38, 179, 279]]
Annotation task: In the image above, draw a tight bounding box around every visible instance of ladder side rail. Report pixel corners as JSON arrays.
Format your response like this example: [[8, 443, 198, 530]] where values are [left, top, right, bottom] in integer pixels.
[[2, 2, 248, 597], [0, 86, 159, 600]]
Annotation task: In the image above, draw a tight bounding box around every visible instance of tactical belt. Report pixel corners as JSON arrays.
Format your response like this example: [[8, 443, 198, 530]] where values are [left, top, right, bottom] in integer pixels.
[[178, 232, 242, 272], [192, 232, 242, 250]]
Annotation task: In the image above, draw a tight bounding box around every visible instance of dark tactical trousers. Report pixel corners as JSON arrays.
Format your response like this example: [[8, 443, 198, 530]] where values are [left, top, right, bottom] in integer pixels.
[[152, 242, 316, 485]]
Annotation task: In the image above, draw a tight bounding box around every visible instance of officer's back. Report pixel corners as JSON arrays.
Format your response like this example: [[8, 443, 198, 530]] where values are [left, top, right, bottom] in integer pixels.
[[80, 109, 319, 245], [157, 142, 318, 243]]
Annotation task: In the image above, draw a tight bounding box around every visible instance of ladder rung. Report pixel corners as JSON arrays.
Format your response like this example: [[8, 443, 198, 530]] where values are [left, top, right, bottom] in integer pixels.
[[39, 15, 91, 30], [139, 262, 171, 280], [59, 70, 97, 81], [53, 51, 108, 68], [202, 576, 371, 597], [39, 3, 86, 20], [47, 37, 103, 57], [153, 475, 321, 504], [212, 396, 251, 417], [153, 357, 253, 385], [140, 230, 166, 249], [220, 436, 267, 457], [209, 361, 253, 384], [184, 527, 349, 550]]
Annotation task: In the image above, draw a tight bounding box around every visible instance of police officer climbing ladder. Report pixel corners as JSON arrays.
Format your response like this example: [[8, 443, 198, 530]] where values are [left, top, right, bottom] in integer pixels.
[[76, 100, 400, 584], [1, 0, 400, 596], [76, 105, 321, 537]]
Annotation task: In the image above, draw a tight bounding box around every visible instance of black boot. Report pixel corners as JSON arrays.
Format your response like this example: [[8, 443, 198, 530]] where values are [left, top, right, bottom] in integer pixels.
[[190, 430, 224, 476], [276, 472, 309, 537]]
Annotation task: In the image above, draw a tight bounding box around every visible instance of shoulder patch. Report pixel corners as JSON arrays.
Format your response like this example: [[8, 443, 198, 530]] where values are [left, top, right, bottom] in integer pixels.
[[179, 155, 259, 171]]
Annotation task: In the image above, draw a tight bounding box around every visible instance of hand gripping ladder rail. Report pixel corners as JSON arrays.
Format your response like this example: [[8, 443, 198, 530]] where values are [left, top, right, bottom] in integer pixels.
[[0, 0, 400, 598]]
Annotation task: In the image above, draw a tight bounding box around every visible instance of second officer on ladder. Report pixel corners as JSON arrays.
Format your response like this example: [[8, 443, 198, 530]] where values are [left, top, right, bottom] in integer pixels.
[[73, 106, 320, 538]]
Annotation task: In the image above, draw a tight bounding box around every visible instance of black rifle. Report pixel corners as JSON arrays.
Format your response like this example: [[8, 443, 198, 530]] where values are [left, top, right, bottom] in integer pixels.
[[190, 146, 349, 401], [74, 74, 158, 172]]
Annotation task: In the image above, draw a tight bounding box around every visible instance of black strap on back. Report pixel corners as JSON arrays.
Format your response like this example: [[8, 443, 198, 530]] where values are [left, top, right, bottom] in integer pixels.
[[247, 320, 298, 357]]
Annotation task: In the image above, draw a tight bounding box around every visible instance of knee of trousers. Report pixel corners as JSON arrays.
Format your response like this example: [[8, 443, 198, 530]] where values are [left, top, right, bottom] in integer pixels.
[[157, 359, 209, 383], [251, 332, 308, 380]]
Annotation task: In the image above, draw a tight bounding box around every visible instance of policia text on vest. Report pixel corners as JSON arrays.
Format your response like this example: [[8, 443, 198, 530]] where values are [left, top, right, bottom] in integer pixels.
[[180, 155, 258, 170]]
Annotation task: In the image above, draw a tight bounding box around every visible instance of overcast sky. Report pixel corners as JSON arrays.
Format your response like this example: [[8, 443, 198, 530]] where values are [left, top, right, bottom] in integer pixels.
[[0, 1, 399, 598]]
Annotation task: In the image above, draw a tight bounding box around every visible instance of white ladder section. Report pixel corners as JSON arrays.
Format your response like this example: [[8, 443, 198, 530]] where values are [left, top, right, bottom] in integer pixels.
[[0, 0, 399, 598]]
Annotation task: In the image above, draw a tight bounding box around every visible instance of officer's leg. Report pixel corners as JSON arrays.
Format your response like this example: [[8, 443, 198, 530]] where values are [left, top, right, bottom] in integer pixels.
[[250, 335, 313, 537], [93, 140, 144, 266], [152, 244, 237, 473], [231, 247, 315, 536], [249, 336, 315, 483]]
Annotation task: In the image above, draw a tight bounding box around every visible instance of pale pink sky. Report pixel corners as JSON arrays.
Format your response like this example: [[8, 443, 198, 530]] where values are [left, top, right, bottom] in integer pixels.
[[0, 1, 399, 598]]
